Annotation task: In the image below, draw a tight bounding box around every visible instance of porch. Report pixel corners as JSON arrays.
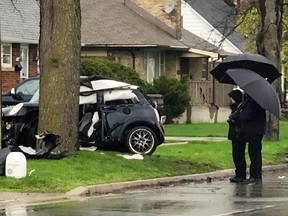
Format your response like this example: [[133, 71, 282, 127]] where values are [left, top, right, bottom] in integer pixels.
[[176, 80, 234, 123]]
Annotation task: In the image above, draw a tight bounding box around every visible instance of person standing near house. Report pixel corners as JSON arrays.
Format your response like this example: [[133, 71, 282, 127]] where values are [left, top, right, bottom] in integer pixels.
[[14, 57, 23, 72], [229, 93, 266, 184], [227, 89, 246, 183]]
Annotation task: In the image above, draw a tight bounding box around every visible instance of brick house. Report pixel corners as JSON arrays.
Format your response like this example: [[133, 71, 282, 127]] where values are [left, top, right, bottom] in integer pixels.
[[81, 0, 189, 82], [81, 0, 245, 122], [0, 0, 39, 91], [1, 0, 244, 123]]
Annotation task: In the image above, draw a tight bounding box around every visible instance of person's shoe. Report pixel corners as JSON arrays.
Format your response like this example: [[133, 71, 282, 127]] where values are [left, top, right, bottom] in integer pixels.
[[229, 176, 246, 183], [242, 177, 262, 184]]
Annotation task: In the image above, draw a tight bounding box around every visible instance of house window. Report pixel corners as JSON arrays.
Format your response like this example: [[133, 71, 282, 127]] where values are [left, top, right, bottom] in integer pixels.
[[1, 44, 12, 67], [145, 51, 165, 83], [201, 58, 208, 80]]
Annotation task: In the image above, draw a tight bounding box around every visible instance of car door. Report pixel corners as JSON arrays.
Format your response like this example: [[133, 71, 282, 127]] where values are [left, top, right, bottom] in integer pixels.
[[100, 89, 141, 141]]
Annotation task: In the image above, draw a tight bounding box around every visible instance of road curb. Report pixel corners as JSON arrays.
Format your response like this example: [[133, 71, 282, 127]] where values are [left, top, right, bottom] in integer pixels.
[[1, 164, 286, 208], [66, 164, 288, 197]]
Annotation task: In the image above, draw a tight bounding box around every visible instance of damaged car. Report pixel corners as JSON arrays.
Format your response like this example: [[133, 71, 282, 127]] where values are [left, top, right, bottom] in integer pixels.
[[2, 76, 165, 155]]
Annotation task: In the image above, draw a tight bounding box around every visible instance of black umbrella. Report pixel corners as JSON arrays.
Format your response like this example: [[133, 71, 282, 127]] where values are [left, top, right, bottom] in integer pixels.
[[210, 53, 282, 84], [226, 68, 281, 117]]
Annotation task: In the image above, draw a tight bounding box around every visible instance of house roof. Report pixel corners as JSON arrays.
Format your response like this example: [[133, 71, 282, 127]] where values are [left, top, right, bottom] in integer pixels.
[[81, 0, 187, 49], [0, 0, 39, 44], [185, 0, 245, 52], [181, 28, 219, 52]]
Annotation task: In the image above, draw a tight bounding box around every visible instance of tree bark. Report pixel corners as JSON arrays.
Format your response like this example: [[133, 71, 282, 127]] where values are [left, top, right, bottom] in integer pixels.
[[39, 0, 81, 151], [255, 0, 283, 140]]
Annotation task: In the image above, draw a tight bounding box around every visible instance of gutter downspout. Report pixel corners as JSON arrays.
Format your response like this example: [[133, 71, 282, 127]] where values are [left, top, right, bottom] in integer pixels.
[[127, 49, 136, 70]]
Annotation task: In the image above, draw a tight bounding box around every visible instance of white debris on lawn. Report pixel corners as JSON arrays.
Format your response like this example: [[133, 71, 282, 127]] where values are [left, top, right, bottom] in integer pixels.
[[79, 146, 97, 151], [119, 154, 144, 160]]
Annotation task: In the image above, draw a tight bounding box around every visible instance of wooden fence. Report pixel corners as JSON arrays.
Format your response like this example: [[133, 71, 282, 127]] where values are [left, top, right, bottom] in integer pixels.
[[188, 80, 233, 107]]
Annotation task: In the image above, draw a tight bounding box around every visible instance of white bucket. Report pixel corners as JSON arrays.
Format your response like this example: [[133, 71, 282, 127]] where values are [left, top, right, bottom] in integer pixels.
[[5, 152, 27, 178]]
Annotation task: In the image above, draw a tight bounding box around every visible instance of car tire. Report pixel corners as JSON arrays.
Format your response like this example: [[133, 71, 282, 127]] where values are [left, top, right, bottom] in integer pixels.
[[125, 126, 157, 155]]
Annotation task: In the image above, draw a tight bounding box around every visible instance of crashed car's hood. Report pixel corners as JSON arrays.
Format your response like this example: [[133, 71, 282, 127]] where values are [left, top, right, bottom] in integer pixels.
[[2, 78, 140, 115], [80, 79, 138, 93], [2, 103, 24, 116], [2, 102, 39, 117]]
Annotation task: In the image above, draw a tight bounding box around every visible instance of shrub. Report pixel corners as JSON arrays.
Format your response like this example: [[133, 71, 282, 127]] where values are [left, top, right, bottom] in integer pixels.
[[80, 57, 146, 88], [147, 76, 191, 123]]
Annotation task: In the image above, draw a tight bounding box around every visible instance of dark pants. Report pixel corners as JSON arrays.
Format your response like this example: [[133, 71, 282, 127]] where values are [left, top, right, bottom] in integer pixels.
[[232, 140, 246, 178], [232, 133, 263, 179], [246, 133, 263, 179]]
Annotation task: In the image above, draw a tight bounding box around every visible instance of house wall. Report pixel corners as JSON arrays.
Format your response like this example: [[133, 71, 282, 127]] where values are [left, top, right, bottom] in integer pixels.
[[188, 58, 202, 80], [181, 0, 242, 54], [108, 49, 146, 80], [1, 43, 38, 91], [28, 44, 39, 77], [130, 0, 181, 30], [80, 48, 181, 81], [175, 107, 231, 123], [165, 51, 180, 78]]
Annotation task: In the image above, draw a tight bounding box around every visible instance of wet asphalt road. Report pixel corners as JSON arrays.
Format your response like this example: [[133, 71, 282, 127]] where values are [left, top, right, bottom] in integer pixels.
[[2, 169, 288, 216]]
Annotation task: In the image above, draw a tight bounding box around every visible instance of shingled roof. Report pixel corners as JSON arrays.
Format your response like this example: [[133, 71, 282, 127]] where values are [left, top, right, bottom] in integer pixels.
[[0, 0, 188, 50], [0, 0, 39, 43], [181, 28, 219, 52], [81, 0, 187, 49]]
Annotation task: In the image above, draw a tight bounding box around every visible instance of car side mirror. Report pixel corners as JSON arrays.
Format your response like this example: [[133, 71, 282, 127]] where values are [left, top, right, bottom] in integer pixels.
[[11, 88, 24, 100], [10, 88, 16, 95]]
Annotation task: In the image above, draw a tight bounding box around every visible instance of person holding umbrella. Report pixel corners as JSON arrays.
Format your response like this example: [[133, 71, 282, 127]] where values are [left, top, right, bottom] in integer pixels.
[[210, 53, 282, 184], [229, 93, 266, 184], [227, 89, 246, 183]]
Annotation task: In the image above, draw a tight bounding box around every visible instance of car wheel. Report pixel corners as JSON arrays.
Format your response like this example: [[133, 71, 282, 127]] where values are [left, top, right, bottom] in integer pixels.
[[125, 126, 157, 155]]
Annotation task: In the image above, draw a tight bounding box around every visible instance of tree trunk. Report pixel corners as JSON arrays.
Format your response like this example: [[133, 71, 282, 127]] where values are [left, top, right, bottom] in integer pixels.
[[255, 0, 283, 140], [0, 22, 2, 148], [39, 0, 81, 151]]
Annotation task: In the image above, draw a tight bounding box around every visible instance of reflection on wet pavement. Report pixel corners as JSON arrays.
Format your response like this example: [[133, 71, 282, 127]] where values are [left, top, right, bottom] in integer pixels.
[[2, 170, 288, 216]]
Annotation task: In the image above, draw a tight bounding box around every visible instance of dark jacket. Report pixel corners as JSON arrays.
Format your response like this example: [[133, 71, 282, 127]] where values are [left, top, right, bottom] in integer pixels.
[[227, 90, 244, 141], [228, 103, 243, 141], [230, 97, 266, 137], [239, 98, 266, 135]]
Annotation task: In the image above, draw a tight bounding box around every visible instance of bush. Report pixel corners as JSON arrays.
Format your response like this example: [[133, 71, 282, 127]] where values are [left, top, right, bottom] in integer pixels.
[[80, 57, 147, 88], [147, 76, 191, 123]]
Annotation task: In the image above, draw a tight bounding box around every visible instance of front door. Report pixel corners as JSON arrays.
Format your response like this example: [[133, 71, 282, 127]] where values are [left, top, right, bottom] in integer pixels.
[[20, 45, 29, 80]]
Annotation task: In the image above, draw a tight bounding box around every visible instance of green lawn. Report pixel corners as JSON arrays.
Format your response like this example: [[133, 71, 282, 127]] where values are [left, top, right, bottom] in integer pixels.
[[0, 121, 287, 193], [164, 122, 228, 137]]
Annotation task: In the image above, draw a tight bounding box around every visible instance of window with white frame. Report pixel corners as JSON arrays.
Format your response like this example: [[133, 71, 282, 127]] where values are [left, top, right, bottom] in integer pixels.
[[144, 51, 165, 83], [1, 43, 12, 67], [201, 57, 209, 80]]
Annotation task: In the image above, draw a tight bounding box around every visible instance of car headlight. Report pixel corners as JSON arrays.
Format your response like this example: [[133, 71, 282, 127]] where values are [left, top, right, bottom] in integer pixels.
[[5, 122, 12, 130], [8, 103, 24, 116]]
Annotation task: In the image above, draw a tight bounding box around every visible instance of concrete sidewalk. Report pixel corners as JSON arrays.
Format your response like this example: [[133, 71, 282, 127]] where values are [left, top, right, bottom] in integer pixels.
[[165, 136, 227, 142], [1, 164, 287, 208]]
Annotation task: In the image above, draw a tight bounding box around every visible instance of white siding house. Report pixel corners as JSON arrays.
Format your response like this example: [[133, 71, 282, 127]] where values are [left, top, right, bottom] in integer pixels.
[[181, 0, 242, 55]]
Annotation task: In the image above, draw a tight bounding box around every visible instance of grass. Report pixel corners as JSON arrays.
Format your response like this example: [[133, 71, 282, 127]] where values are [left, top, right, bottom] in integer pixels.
[[0, 121, 287, 193], [164, 122, 229, 137]]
